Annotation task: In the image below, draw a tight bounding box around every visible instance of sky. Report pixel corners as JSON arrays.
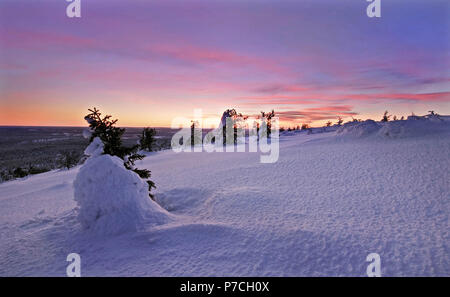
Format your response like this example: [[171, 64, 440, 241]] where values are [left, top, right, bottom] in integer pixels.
[[0, 0, 449, 127]]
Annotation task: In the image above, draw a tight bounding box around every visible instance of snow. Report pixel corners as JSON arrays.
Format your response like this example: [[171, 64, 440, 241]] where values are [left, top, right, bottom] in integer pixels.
[[0, 118, 449, 276], [73, 154, 172, 235], [82, 128, 92, 140], [336, 116, 450, 139], [83, 137, 103, 157], [336, 120, 381, 138]]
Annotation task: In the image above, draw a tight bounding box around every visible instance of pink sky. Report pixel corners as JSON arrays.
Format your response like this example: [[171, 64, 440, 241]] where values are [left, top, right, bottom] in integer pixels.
[[0, 0, 449, 127]]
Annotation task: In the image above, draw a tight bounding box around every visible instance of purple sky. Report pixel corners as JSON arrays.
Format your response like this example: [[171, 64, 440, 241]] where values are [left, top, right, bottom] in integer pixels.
[[0, 0, 449, 127]]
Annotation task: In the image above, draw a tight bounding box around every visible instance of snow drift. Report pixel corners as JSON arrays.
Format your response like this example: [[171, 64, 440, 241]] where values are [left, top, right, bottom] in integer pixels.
[[1, 115, 449, 276], [336, 116, 450, 139], [73, 138, 171, 235], [377, 115, 450, 138], [336, 120, 381, 138]]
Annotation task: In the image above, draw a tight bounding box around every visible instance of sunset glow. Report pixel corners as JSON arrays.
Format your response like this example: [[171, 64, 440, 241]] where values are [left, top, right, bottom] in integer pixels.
[[0, 0, 449, 127]]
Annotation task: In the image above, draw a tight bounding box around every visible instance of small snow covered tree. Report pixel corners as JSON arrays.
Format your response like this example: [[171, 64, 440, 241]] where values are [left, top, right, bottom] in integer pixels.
[[337, 117, 343, 126], [221, 109, 248, 144], [381, 110, 391, 122], [260, 110, 275, 138], [326, 121, 332, 127], [140, 127, 156, 152], [84, 108, 156, 199], [190, 120, 203, 147]]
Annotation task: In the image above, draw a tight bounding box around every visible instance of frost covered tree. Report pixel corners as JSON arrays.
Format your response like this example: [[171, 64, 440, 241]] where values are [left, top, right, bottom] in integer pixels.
[[221, 109, 248, 144], [73, 108, 171, 235], [84, 108, 156, 198], [260, 110, 275, 138], [381, 110, 391, 122], [139, 127, 156, 152], [337, 117, 343, 126]]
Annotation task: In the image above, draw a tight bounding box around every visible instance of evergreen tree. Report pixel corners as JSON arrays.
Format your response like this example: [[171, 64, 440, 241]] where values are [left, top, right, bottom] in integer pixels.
[[381, 110, 391, 122], [140, 127, 156, 152], [85, 108, 156, 199]]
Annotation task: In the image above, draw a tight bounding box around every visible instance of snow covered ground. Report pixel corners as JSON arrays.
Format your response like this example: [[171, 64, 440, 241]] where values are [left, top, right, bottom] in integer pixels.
[[0, 119, 449, 276]]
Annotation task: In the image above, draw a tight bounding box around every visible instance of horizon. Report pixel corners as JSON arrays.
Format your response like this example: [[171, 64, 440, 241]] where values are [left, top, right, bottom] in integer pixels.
[[1, 0, 449, 127], [0, 109, 446, 130]]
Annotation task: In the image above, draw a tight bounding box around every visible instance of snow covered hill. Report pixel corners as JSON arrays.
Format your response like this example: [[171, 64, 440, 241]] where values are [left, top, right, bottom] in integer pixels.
[[0, 119, 449, 276]]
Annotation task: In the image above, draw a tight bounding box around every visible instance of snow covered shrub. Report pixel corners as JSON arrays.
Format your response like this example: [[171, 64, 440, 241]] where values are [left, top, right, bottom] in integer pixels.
[[13, 167, 28, 178], [84, 108, 156, 198], [139, 127, 156, 152], [73, 108, 171, 235], [73, 145, 171, 235]]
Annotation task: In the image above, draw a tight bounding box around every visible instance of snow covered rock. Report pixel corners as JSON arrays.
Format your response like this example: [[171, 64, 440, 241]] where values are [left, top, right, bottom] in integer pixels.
[[336, 120, 381, 138], [73, 153, 171, 236]]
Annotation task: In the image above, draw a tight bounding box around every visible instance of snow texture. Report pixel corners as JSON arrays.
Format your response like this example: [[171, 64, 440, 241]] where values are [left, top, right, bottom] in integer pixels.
[[0, 117, 448, 276]]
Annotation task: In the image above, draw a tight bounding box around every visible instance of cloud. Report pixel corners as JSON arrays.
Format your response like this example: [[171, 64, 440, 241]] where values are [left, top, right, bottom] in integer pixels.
[[275, 106, 358, 124], [252, 84, 310, 94], [238, 92, 450, 107]]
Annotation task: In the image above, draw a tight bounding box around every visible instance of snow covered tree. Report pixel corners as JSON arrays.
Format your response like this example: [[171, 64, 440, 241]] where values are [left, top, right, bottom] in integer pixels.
[[140, 127, 156, 152], [190, 120, 202, 147], [381, 110, 391, 122], [221, 109, 248, 144], [84, 108, 156, 199], [326, 121, 332, 127], [337, 117, 343, 126], [260, 110, 275, 138]]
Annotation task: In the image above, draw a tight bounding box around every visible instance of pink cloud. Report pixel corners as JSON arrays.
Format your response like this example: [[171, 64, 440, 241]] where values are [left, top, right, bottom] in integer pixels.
[[275, 108, 358, 124], [238, 92, 450, 106]]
